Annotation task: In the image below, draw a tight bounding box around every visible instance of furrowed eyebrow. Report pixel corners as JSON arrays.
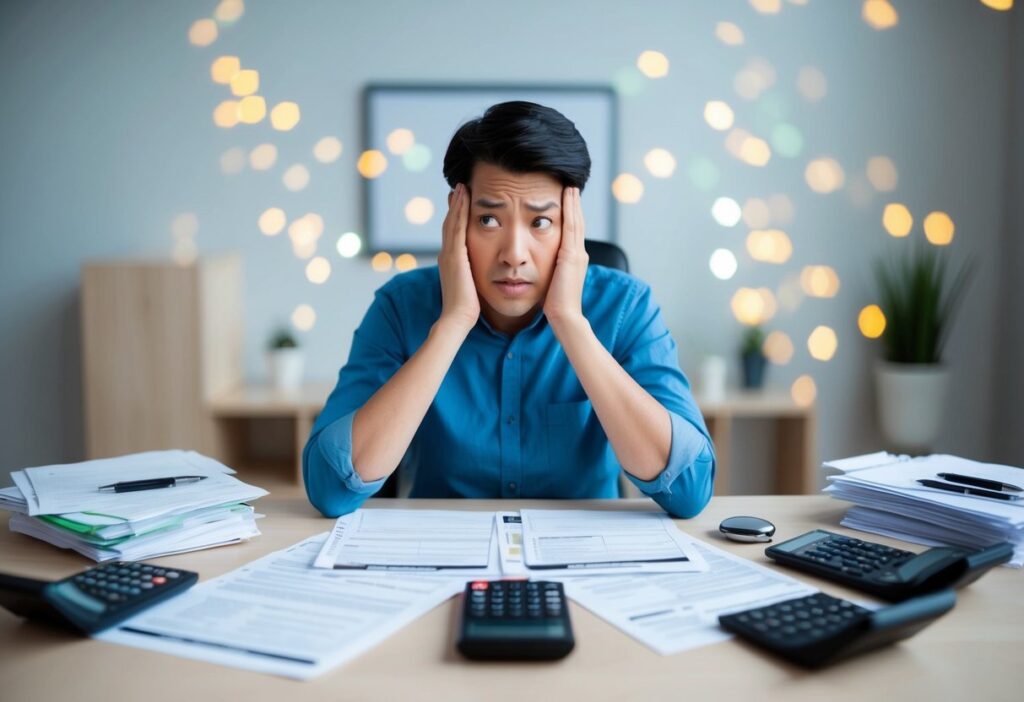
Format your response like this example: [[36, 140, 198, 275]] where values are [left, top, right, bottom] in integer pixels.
[[474, 198, 505, 208], [526, 201, 559, 213]]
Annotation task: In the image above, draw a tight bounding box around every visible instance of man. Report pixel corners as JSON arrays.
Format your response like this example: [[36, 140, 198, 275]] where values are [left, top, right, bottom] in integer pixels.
[[303, 101, 715, 518]]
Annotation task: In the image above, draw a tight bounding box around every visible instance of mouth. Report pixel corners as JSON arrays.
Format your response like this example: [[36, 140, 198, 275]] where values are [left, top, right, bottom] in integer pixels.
[[494, 280, 533, 298]]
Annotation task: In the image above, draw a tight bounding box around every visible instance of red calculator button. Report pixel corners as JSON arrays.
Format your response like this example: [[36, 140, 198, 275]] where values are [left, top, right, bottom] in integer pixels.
[[151, 576, 167, 585]]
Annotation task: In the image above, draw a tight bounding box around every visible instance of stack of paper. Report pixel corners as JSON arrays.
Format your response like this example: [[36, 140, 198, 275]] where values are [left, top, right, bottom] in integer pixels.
[[823, 453, 1024, 567], [1, 450, 267, 561]]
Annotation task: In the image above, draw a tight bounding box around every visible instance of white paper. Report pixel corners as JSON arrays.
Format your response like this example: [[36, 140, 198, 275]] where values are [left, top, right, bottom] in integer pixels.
[[98, 533, 463, 679], [314, 509, 497, 573], [562, 536, 817, 655], [520, 509, 707, 574], [822, 451, 907, 474]]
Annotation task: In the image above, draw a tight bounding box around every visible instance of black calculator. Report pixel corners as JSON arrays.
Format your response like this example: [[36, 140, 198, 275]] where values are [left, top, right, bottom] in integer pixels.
[[456, 580, 575, 660], [0, 561, 198, 634], [719, 589, 956, 668], [765, 529, 1013, 601]]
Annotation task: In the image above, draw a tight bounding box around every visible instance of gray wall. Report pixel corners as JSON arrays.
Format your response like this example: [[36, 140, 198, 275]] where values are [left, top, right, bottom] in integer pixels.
[[1, 1, 1020, 482]]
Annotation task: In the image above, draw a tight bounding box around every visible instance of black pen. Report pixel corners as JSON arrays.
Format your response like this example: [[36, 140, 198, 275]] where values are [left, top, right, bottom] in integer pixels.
[[916, 479, 1019, 502], [936, 473, 1023, 492], [97, 476, 207, 493]]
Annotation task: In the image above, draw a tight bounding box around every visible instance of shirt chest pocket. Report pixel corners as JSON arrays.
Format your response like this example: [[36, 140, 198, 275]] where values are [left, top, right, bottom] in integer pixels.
[[539, 399, 609, 497]]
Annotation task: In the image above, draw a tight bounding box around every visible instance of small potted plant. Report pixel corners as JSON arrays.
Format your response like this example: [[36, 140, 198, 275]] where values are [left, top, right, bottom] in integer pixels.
[[740, 325, 767, 390], [873, 244, 972, 451], [267, 328, 304, 392]]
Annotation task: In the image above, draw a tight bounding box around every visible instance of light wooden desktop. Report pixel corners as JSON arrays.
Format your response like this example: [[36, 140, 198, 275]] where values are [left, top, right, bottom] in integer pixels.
[[1, 491, 1018, 702]]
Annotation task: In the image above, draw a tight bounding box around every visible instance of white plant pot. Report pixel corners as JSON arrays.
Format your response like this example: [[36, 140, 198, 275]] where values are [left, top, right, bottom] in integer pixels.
[[267, 349, 304, 392], [874, 361, 949, 453]]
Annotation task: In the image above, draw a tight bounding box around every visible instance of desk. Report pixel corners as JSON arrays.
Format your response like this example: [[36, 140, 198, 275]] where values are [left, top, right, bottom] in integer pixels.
[[2, 494, 1017, 702]]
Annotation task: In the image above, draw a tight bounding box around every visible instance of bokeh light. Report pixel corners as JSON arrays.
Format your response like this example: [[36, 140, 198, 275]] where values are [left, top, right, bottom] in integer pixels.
[[291, 304, 316, 332], [715, 21, 745, 46], [188, 19, 218, 47], [734, 58, 776, 101], [743, 198, 772, 228], [612, 173, 644, 203], [336, 232, 362, 258], [210, 56, 240, 84], [402, 143, 432, 172], [213, 100, 239, 128], [258, 207, 286, 236], [404, 197, 435, 225], [923, 211, 955, 245], [230, 69, 258, 97], [711, 197, 742, 227], [797, 66, 828, 103], [237, 95, 266, 124], [771, 123, 804, 158], [768, 193, 795, 225], [171, 212, 199, 240], [862, 0, 899, 30], [395, 254, 418, 272], [357, 150, 388, 179], [249, 143, 277, 170], [763, 331, 794, 365], [731, 287, 777, 325], [777, 274, 804, 312], [305, 256, 331, 285], [704, 101, 735, 131], [866, 156, 898, 191], [750, 0, 782, 14], [282, 164, 310, 192], [288, 214, 322, 259], [612, 66, 646, 97], [644, 148, 677, 178], [800, 266, 841, 297], [805, 157, 845, 193], [808, 326, 838, 361], [371, 252, 394, 272], [688, 157, 720, 191], [791, 375, 817, 407], [709, 248, 738, 280], [746, 230, 793, 264], [313, 136, 343, 164], [637, 50, 670, 78], [386, 128, 415, 155], [980, 0, 1014, 9], [270, 101, 301, 131], [214, 0, 244, 23], [882, 203, 913, 237], [219, 147, 246, 174], [858, 304, 887, 339]]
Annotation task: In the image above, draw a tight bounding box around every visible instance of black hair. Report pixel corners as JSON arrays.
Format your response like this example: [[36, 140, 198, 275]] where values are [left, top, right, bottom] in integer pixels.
[[442, 101, 591, 192]]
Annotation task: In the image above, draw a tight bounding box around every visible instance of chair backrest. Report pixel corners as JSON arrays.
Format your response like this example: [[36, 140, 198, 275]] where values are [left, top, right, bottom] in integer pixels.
[[584, 239, 629, 273]]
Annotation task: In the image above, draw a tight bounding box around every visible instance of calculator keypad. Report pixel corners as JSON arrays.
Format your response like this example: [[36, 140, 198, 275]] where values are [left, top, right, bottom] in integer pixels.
[[794, 534, 913, 577], [467, 580, 566, 620], [724, 593, 869, 649], [70, 561, 184, 611]]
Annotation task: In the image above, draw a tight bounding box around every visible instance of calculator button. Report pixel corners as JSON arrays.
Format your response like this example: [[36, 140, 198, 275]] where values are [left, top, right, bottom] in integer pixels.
[[151, 576, 167, 585]]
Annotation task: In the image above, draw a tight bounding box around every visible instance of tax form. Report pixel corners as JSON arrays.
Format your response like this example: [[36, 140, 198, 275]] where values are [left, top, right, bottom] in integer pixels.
[[98, 534, 463, 679]]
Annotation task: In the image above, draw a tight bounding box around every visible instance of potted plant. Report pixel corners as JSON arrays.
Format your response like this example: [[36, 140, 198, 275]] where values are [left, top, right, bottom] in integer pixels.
[[873, 244, 972, 452], [740, 325, 767, 390], [267, 328, 304, 392]]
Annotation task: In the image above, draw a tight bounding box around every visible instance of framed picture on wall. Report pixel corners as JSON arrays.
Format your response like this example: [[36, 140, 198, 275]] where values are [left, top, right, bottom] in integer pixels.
[[362, 83, 619, 255]]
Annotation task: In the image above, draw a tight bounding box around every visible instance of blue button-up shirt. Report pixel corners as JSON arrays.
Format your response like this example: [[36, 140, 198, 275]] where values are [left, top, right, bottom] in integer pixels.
[[303, 264, 715, 519]]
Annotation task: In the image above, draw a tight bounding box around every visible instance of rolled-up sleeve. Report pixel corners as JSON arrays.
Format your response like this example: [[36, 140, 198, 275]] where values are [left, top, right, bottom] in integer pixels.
[[303, 288, 408, 517], [614, 282, 716, 518]]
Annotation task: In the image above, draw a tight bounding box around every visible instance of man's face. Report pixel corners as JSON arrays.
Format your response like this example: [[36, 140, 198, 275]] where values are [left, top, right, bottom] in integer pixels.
[[460, 162, 563, 335]]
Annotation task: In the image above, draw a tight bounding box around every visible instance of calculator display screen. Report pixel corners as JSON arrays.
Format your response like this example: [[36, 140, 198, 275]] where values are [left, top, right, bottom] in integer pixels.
[[465, 622, 566, 639]]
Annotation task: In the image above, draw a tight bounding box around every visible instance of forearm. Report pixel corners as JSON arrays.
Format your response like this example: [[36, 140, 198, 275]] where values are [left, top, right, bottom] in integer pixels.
[[551, 315, 672, 480], [351, 317, 470, 481]]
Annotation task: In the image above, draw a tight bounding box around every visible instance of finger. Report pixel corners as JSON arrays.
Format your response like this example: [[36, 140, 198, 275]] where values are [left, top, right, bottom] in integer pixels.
[[561, 187, 574, 250], [454, 183, 470, 250], [574, 188, 586, 249], [442, 184, 462, 253]]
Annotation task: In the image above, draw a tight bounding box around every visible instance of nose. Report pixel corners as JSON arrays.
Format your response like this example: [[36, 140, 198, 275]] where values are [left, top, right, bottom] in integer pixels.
[[498, 222, 530, 269]]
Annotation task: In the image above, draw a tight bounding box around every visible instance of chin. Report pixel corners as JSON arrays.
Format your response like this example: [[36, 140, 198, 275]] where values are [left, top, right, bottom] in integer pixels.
[[487, 297, 539, 320]]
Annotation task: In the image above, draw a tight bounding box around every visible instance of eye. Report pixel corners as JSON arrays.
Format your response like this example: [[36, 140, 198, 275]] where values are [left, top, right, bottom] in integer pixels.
[[533, 217, 553, 230], [478, 215, 500, 229]]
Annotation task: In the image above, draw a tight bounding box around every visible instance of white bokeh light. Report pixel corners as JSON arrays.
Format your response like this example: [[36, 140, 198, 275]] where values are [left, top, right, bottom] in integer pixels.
[[336, 232, 362, 258], [709, 248, 738, 280], [711, 197, 742, 227]]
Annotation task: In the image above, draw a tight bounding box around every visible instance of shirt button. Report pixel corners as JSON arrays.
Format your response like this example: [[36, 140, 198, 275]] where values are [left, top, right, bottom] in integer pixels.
[[507, 352, 514, 360], [508, 482, 517, 492]]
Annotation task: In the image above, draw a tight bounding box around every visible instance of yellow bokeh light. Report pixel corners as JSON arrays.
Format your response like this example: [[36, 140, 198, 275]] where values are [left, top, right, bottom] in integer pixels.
[[797, 66, 828, 103], [807, 326, 838, 361], [395, 254, 418, 272], [230, 69, 259, 97], [305, 257, 331, 285], [214, 0, 245, 23], [237, 95, 266, 124], [249, 143, 277, 170], [637, 50, 670, 79], [291, 304, 316, 332], [858, 304, 887, 339], [213, 100, 239, 128], [791, 375, 817, 408], [371, 252, 394, 272], [715, 21, 745, 46], [763, 331, 794, 365], [739, 136, 771, 166], [404, 197, 435, 225], [703, 100, 735, 131], [750, 0, 782, 14], [386, 128, 416, 155], [746, 230, 793, 264], [980, 0, 1013, 9], [612, 173, 644, 204], [288, 214, 321, 259], [866, 156, 898, 192], [743, 198, 772, 228], [210, 56, 240, 84], [731, 287, 777, 326], [923, 211, 955, 246], [257, 207, 286, 236], [188, 19, 218, 47], [862, 0, 899, 30], [805, 157, 845, 193], [882, 203, 913, 237], [282, 164, 310, 192], [800, 266, 841, 298], [734, 58, 776, 101], [357, 150, 388, 179], [270, 101, 301, 131], [643, 148, 677, 178], [313, 136, 343, 164]]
